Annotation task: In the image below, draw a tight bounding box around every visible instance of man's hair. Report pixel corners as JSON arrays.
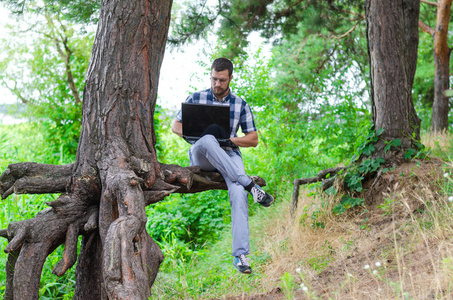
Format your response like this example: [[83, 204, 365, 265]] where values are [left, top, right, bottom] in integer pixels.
[[211, 58, 233, 77]]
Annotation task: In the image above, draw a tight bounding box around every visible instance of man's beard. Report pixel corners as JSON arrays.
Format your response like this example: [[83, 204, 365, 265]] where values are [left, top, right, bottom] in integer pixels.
[[213, 86, 229, 97]]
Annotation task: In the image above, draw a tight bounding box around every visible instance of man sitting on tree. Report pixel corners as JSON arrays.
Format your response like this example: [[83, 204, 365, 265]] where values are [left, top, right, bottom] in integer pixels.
[[171, 57, 274, 274]]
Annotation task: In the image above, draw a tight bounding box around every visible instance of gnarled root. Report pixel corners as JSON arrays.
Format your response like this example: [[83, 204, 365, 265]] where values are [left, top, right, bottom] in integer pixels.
[[104, 216, 163, 299], [0, 162, 73, 199], [100, 168, 163, 299], [0, 191, 99, 299]]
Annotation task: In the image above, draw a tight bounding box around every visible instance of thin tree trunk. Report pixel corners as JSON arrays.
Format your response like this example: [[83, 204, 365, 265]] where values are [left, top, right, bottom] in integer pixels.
[[431, 0, 452, 132]]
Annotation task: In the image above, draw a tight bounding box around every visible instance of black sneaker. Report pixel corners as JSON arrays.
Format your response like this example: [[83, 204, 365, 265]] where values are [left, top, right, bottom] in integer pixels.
[[233, 254, 252, 274], [250, 184, 274, 207]]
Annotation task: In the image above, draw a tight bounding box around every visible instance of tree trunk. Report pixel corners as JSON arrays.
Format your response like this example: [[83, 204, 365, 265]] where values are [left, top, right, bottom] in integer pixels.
[[72, 0, 173, 297], [431, 0, 452, 132], [366, 0, 421, 153]]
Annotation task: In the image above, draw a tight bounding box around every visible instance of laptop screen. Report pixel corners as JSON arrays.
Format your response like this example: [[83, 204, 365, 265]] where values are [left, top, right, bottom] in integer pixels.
[[182, 103, 230, 138]]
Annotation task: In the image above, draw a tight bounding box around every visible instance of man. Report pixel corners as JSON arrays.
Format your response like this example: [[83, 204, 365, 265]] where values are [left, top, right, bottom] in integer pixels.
[[171, 58, 274, 274]]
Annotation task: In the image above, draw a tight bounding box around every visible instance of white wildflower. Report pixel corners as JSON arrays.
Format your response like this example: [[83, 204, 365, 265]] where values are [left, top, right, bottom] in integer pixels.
[[302, 286, 308, 292], [364, 264, 370, 269], [373, 270, 378, 275], [449, 196, 453, 202], [375, 261, 382, 267], [296, 268, 302, 274], [444, 172, 449, 178], [347, 273, 353, 277]]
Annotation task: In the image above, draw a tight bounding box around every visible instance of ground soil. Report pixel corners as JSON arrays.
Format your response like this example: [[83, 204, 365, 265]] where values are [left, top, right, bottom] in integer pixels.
[[222, 157, 448, 300]]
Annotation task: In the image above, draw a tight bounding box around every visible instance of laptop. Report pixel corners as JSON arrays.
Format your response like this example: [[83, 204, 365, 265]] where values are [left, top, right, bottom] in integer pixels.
[[181, 103, 235, 147]]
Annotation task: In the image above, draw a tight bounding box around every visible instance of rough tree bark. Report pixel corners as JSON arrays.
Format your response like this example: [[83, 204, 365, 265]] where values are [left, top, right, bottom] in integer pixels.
[[419, 0, 452, 132], [366, 0, 422, 154], [0, 0, 265, 299]]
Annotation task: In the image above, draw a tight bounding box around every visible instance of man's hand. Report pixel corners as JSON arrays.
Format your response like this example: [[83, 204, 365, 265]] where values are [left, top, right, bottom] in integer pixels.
[[230, 131, 258, 148], [171, 119, 183, 137]]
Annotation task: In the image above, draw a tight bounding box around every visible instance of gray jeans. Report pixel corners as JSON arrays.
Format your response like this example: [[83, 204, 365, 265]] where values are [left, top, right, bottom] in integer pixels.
[[189, 134, 252, 257]]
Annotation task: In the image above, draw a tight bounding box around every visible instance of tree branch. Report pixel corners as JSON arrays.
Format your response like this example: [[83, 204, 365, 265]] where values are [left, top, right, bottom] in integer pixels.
[[2, 81, 30, 105], [0, 162, 266, 204], [159, 163, 266, 195], [45, 11, 82, 104], [418, 20, 435, 36], [421, 0, 438, 6], [335, 22, 360, 39]]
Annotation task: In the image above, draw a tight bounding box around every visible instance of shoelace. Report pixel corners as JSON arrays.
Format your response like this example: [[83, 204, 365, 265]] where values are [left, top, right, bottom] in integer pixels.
[[252, 187, 264, 202], [238, 255, 250, 267]]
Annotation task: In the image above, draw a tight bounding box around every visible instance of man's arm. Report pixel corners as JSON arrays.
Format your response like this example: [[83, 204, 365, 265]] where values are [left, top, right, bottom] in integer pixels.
[[172, 118, 258, 148], [230, 131, 258, 148], [171, 119, 183, 138]]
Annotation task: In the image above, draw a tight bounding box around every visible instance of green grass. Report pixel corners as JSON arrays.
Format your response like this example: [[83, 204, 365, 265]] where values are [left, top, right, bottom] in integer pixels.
[[0, 122, 77, 299], [151, 189, 291, 299]]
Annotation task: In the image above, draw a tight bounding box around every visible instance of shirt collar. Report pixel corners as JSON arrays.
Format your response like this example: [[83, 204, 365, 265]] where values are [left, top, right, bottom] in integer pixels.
[[210, 88, 231, 103]]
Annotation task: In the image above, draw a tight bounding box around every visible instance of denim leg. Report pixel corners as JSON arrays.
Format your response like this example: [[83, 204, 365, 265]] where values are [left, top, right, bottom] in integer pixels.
[[189, 135, 250, 256], [222, 153, 250, 257], [189, 135, 252, 187]]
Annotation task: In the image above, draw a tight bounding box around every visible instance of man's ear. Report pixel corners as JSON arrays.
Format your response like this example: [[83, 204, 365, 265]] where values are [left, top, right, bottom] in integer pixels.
[[230, 75, 233, 81]]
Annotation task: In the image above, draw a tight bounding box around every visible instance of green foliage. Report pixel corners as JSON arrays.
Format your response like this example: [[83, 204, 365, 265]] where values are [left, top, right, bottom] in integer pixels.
[[1, 0, 100, 24], [168, 0, 218, 46], [404, 141, 429, 160], [0, 7, 94, 157], [146, 190, 230, 247], [384, 139, 401, 153], [351, 125, 384, 162], [299, 186, 330, 229], [333, 126, 385, 215], [306, 241, 335, 272], [377, 197, 398, 216], [171, 0, 367, 62], [332, 195, 364, 215], [358, 157, 385, 174]]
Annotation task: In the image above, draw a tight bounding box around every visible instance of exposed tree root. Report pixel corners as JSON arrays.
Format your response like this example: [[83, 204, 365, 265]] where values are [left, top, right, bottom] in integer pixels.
[[291, 167, 345, 216], [0, 163, 73, 199], [0, 192, 98, 299]]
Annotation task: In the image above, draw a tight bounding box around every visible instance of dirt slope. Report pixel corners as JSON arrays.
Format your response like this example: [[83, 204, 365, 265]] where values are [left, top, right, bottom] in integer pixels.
[[223, 158, 452, 300]]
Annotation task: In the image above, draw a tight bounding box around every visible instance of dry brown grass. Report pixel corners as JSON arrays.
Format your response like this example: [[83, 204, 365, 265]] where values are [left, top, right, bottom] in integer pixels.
[[422, 130, 453, 153], [255, 158, 453, 299]]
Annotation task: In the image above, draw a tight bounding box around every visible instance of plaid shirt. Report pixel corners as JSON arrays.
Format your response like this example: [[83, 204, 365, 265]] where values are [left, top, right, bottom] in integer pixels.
[[176, 88, 257, 152]]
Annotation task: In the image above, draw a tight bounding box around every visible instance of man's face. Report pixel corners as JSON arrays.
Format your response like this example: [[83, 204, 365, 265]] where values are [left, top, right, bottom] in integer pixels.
[[210, 69, 232, 99]]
